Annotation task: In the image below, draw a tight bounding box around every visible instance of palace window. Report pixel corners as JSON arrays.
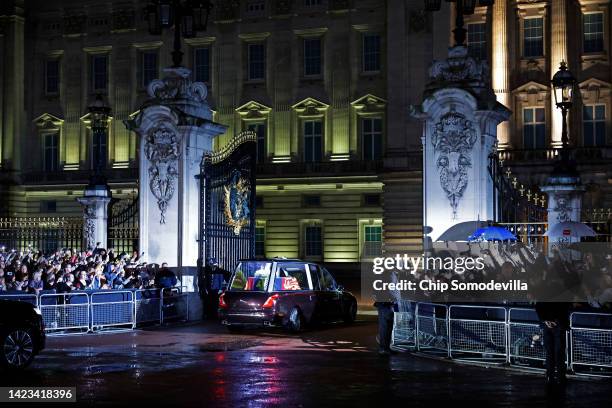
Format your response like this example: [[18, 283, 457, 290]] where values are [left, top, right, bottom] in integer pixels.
[[362, 34, 381, 72], [92, 128, 108, 170], [91, 54, 108, 92], [523, 17, 544, 58], [363, 225, 382, 258], [248, 43, 266, 81], [583, 104, 606, 146], [304, 120, 323, 162], [304, 37, 322, 76], [45, 59, 60, 95], [247, 122, 266, 162], [523, 107, 546, 149], [583, 12, 604, 54], [362, 117, 383, 160], [194, 47, 210, 83], [43, 133, 59, 172], [141, 51, 158, 88], [255, 226, 265, 257], [467, 23, 486, 60], [304, 225, 323, 257]]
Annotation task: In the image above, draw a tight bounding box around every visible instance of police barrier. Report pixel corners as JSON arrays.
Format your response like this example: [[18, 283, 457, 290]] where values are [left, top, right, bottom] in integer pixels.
[[508, 308, 545, 368], [160, 287, 189, 324], [135, 289, 162, 325], [0, 293, 38, 306], [39, 293, 89, 334], [90, 291, 135, 331], [570, 312, 612, 375], [392, 301, 612, 377], [448, 305, 507, 362]]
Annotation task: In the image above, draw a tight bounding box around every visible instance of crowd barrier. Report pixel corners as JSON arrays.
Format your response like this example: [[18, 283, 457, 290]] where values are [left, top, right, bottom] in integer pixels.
[[0, 287, 190, 336], [392, 300, 612, 377]]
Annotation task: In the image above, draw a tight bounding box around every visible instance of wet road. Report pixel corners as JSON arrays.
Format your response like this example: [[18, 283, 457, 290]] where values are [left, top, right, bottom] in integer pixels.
[[4, 316, 612, 407]]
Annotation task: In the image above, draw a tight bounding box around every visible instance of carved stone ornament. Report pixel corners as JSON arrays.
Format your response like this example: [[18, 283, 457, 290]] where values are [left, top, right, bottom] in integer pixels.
[[223, 170, 252, 235], [429, 46, 489, 86], [147, 67, 208, 103], [83, 206, 97, 250], [553, 193, 572, 222], [432, 111, 477, 218], [145, 123, 180, 224]]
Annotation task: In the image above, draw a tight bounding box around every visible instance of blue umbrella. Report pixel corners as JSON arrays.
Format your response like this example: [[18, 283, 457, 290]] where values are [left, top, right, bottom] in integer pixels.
[[467, 226, 517, 242]]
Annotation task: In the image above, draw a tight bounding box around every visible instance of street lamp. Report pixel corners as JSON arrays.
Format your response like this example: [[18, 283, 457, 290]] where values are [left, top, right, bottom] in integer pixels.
[[551, 61, 576, 150], [87, 94, 111, 186], [146, 0, 214, 68], [424, 0, 493, 46]]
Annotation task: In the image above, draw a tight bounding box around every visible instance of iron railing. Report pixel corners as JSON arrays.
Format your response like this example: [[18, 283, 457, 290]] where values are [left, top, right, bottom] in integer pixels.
[[0, 217, 83, 252]]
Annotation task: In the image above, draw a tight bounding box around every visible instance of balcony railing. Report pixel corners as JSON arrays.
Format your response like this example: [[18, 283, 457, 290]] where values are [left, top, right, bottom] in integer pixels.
[[498, 146, 612, 163], [20, 167, 138, 184], [256, 159, 384, 177]]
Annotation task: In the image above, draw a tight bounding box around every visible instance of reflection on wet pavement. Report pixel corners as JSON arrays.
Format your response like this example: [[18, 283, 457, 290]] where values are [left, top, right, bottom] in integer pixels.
[[3, 320, 611, 407]]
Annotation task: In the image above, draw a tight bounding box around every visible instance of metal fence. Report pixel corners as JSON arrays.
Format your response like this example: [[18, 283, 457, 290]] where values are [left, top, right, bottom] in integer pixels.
[[392, 300, 612, 377], [0, 287, 189, 336], [0, 217, 83, 253]]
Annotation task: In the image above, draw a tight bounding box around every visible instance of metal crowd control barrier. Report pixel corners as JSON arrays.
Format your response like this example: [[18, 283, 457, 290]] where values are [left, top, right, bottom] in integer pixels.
[[416, 303, 449, 356], [448, 305, 507, 362], [91, 291, 135, 331], [508, 308, 545, 369], [135, 289, 162, 325], [392, 300, 416, 350], [160, 287, 189, 324], [39, 293, 89, 335], [570, 312, 612, 376]]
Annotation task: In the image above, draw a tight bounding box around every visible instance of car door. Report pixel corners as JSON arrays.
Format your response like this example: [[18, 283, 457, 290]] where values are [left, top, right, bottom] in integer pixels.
[[319, 267, 342, 321], [307, 264, 324, 321]]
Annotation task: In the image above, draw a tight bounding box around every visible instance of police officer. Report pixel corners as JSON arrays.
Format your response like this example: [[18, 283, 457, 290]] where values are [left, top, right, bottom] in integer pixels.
[[535, 302, 570, 387], [374, 269, 401, 356]]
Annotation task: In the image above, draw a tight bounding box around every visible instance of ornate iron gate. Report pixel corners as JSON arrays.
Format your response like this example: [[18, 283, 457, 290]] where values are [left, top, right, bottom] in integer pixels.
[[199, 131, 257, 274], [107, 194, 139, 254]]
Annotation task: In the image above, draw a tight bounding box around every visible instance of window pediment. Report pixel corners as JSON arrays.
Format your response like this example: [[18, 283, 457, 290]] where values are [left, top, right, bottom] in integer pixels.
[[292, 97, 329, 116], [33, 113, 64, 130], [236, 100, 272, 119], [351, 94, 386, 113], [579, 78, 612, 102]]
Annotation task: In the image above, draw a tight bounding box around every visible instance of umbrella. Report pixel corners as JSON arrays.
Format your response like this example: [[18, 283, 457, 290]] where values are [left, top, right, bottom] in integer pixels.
[[468, 226, 517, 242], [436, 221, 489, 242], [544, 221, 596, 238]]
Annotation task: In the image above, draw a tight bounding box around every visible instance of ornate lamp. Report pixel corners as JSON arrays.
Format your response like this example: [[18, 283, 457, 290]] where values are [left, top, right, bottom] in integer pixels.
[[551, 61, 576, 111], [146, 0, 214, 67], [87, 94, 111, 187]]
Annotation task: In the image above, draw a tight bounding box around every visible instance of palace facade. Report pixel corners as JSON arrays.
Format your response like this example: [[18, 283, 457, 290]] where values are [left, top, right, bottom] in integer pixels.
[[0, 0, 610, 271]]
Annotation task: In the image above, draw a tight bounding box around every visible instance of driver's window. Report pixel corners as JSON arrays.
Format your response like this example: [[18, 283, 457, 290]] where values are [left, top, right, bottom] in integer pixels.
[[320, 268, 337, 291]]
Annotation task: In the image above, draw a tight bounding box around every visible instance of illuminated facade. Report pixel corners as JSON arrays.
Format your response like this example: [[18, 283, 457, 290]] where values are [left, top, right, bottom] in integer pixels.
[[0, 0, 610, 269]]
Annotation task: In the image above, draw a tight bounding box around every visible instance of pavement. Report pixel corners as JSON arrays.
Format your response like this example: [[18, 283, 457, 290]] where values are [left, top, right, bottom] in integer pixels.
[[4, 315, 612, 407]]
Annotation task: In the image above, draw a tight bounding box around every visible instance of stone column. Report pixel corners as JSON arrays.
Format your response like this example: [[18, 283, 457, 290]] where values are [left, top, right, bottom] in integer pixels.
[[492, 0, 511, 149], [414, 46, 511, 241], [550, 0, 568, 147], [126, 67, 227, 267], [541, 173, 585, 247], [77, 186, 112, 251]]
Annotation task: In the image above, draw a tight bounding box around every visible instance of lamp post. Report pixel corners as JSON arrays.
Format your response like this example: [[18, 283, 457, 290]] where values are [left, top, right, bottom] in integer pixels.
[[424, 0, 492, 46], [146, 0, 214, 67], [87, 94, 111, 187], [551, 61, 577, 151]]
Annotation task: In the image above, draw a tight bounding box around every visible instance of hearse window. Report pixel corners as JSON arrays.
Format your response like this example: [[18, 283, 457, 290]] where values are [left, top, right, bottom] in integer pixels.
[[274, 263, 311, 291], [308, 264, 321, 290], [230, 261, 272, 291], [320, 268, 337, 291]]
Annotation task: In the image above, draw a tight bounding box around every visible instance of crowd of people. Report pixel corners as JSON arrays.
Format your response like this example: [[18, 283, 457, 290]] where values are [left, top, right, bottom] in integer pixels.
[[0, 246, 178, 294]]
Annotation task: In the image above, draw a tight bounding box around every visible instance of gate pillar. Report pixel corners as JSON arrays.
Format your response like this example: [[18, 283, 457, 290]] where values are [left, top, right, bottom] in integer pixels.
[[125, 67, 227, 267], [412, 46, 511, 242], [77, 184, 112, 251]]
